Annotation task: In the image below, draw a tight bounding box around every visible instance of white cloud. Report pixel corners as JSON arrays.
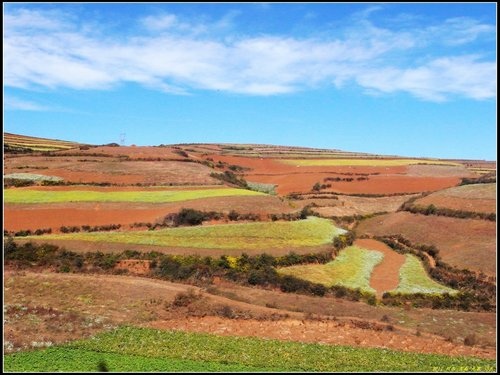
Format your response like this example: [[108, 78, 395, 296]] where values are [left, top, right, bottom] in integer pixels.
[[3, 8, 496, 101], [355, 56, 496, 101], [4, 96, 51, 111]]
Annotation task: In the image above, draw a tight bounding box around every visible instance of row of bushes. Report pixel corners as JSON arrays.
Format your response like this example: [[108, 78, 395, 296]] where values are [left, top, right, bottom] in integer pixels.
[[5, 228, 52, 237], [402, 203, 495, 221], [324, 177, 369, 182], [460, 175, 496, 185], [60, 224, 122, 233], [210, 171, 248, 188], [375, 235, 495, 311], [5, 237, 377, 303]]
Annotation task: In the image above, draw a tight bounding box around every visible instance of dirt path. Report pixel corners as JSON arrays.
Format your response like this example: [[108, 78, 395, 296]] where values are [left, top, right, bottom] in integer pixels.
[[355, 239, 406, 298]]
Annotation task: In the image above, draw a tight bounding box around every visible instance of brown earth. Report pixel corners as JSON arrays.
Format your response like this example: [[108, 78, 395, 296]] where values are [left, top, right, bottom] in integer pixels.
[[413, 184, 496, 214], [355, 239, 406, 298], [356, 212, 497, 275], [3, 270, 495, 359], [4, 156, 218, 185], [309, 194, 418, 217]]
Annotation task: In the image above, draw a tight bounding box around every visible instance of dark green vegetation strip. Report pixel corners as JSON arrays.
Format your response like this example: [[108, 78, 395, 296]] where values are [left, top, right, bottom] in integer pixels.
[[4, 327, 495, 372], [3, 347, 282, 372]]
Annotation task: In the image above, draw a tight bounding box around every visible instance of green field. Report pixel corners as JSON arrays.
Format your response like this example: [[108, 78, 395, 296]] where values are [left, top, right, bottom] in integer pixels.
[[392, 254, 458, 295], [277, 246, 383, 293], [280, 159, 460, 167], [25, 217, 343, 250], [4, 326, 494, 372], [4, 188, 265, 204]]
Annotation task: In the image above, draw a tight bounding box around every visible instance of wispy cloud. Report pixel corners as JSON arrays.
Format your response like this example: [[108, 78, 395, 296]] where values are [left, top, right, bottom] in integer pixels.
[[3, 7, 496, 101], [4, 96, 51, 111]]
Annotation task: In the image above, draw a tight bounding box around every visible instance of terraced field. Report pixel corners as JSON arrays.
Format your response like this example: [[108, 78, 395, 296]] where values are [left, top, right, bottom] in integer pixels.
[[392, 254, 458, 295], [356, 212, 496, 275], [278, 242, 457, 296], [4, 187, 265, 204], [280, 159, 461, 167], [278, 245, 383, 294], [4, 132, 82, 151], [412, 183, 496, 214], [23, 217, 343, 251], [4, 326, 495, 372]]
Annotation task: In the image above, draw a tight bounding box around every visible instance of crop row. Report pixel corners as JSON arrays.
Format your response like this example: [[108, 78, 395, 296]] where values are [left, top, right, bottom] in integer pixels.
[[4, 326, 495, 372], [4, 187, 265, 204], [23, 217, 343, 250]]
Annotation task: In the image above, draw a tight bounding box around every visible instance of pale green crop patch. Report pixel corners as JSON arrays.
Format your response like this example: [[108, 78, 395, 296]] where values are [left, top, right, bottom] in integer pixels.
[[25, 217, 343, 251], [278, 246, 383, 294], [4, 188, 265, 204], [391, 254, 458, 295]]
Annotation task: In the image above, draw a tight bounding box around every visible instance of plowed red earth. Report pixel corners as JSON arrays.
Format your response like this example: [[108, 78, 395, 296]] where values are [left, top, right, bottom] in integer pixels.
[[356, 212, 496, 275], [4, 195, 293, 232], [355, 239, 406, 298], [207, 155, 459, 194]]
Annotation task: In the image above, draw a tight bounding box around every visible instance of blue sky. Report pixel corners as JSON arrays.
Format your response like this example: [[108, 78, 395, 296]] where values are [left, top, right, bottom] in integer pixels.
[[3, 2, 497, 160]]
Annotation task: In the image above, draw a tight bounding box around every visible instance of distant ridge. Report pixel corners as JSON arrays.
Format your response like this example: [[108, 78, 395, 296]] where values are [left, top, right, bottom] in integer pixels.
[[4, 133, 88, 153]]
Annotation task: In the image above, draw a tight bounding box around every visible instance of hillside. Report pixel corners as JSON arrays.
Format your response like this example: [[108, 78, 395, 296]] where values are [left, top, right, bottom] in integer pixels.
[[3, 132, 497, 371]]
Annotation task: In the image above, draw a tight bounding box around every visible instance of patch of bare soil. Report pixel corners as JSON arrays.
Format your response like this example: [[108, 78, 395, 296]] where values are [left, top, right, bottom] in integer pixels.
[[413, 184, 496, 214], [406, 164, 475, 177], [311, 194, 418, 217], [355, 239, 406, 298], [356, 212, 497, 275], [4, 270, 495, 359]]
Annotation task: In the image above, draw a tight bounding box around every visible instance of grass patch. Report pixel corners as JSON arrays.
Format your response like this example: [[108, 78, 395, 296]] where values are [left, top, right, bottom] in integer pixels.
[[391, 254, 458, 295], [25, 217, 343, 250], [246, 181, 277, 195], [281, 159, 461, 167], [4, 188, 265, 204], [4, 173, 63, 182], [4, 326, 495, 372], [278, 246, 383, 294]]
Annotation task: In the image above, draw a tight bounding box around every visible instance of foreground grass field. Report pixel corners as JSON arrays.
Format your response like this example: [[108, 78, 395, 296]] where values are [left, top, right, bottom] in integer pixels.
[[392, 254, 458, 295], [278, 246, 383, 294], [4, 188, 265, 204], [4, 326, 495, 372], [25, 217, 343, 250], [280, 159, 460, 167]]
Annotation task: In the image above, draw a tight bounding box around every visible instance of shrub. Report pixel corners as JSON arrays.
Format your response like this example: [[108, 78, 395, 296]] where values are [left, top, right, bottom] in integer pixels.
[[174, 208, 205, 226], [464, 333, 477, 347]]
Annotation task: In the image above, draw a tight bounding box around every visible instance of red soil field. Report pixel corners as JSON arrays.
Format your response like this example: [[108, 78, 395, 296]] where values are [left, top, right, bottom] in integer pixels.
[[4, 156, 218, 185], [355, 239, 406, 298], [4, 195, 294, 232], [356, 212, 497, 275], [247, 173, 460, 195], [206, 155, 460, 195]]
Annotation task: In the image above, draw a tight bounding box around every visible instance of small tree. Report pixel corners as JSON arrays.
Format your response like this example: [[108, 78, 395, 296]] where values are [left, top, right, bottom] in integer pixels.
[[312, 182, 322, 192]]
